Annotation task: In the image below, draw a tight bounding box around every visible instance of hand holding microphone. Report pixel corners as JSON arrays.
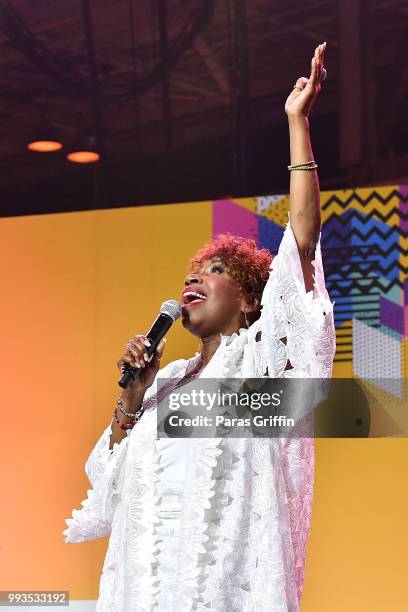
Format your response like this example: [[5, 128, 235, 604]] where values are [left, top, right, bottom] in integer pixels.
[[117, 300, 182, 391], [117, 334, 166, 394]]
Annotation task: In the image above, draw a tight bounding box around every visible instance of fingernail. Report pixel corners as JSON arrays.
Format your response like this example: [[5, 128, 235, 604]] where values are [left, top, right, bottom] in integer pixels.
[[163, 337, 167, 344], [135, 361, 140, 368], [143, 352, 149, 361], [140, 359, 145, 367], [143, 338, 151, 347]]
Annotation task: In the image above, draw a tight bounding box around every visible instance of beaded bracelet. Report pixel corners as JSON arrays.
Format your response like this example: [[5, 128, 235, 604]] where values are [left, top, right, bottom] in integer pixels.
[[117, 396, 141, 419], [288, 160, 316, 168], [112, 407, 135, 430], [112, 396, 145, 430], [289, 165, 318, 171]]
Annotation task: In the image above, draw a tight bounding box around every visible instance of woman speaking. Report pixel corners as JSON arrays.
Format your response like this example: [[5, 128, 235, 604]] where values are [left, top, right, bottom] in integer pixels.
[[64, 43, 335, 611]]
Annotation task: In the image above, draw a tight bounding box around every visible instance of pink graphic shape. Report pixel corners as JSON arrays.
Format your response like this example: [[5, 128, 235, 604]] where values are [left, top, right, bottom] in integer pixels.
[[213, 199, 258, 241], [400, 184, 408, 233]]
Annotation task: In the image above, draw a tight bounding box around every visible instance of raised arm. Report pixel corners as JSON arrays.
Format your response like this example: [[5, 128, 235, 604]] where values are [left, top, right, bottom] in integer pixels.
[[285, 42, 327, 293]]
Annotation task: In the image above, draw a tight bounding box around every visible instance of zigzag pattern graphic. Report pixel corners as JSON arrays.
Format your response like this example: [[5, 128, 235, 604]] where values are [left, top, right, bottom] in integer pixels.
[[323, 222, 407, 241], [322, 244, 408, 259], [324, 208, 407, 228], [325, 277, 402, 296], [247, 185, 408, 363], [321, 188, 407, 211], [325, 262, 407, 277], [320, 187, 408, 362]]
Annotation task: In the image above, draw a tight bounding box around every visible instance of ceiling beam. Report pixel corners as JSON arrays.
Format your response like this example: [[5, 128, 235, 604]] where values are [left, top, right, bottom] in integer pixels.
[[193, 35, 229, 96], [338, 0, 376, 168]]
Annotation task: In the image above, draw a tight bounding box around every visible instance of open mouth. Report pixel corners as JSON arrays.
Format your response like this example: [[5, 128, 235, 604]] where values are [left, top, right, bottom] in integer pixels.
[[182, 290, 207, 307]]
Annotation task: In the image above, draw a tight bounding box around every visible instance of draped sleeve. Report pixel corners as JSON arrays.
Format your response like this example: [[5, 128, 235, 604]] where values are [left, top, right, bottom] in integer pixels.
[[62, 423, 131, 543], [256, 213, 336, 378], [256, 214, 335, 602], [62, 359, 189, 544]]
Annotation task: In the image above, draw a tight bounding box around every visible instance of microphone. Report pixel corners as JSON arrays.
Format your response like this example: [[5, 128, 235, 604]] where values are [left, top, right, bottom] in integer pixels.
[[118, 299, 182, 389]]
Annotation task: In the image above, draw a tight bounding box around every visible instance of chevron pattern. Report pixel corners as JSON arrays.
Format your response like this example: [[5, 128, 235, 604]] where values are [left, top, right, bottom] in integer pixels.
[[213, 186, 408, 369]]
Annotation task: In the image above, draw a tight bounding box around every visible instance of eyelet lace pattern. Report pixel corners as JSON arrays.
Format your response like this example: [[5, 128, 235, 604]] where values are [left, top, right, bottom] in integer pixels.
[[63, 217, 336, 611]]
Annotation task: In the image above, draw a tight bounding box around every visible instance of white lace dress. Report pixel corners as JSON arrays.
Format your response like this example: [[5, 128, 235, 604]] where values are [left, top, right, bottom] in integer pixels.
[[63, 217, 336, 611]]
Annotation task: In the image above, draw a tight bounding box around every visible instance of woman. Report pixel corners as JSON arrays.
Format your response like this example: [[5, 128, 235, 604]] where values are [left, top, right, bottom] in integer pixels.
[[64, 43, 336, 611]]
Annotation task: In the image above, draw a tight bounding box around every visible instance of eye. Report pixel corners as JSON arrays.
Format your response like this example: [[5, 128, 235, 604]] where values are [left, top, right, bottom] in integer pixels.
[[211, 263, 224, 274]]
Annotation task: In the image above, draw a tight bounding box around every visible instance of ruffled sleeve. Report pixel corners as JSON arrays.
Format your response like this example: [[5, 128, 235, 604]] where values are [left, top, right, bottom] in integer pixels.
[[62, 359, 189, 545], [257, 213, 336, 378], [62, 422, 131, 544]]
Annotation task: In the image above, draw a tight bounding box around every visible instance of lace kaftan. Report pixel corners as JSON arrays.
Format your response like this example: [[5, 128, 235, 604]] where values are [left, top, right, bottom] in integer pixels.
[[63, 217, 336, 611]]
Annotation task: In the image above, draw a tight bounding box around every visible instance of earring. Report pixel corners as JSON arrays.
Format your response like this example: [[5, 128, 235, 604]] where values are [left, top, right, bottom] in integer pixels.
[[243, 309, 249, 328]]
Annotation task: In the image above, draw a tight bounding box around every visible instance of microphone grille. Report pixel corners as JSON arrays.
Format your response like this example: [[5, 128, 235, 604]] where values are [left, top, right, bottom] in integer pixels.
[[160, 299, 182, 321]]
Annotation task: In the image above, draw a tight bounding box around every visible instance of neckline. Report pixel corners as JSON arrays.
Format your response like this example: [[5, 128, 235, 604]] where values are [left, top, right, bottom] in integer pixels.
[[187, 326, 249, 378], [220, 327, 248, 346]]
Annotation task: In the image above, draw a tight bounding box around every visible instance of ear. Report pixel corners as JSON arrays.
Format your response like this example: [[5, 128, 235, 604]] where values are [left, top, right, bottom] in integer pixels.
[[240, 293, 259, 315]]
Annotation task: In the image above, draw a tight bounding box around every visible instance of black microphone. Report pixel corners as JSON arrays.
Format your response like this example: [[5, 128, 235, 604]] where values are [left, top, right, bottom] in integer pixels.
[[118, 299, 182, 389]]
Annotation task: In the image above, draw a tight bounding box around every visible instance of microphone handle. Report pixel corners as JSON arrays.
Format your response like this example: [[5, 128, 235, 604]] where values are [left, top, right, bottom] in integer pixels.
[[118, 313, 174, 389]]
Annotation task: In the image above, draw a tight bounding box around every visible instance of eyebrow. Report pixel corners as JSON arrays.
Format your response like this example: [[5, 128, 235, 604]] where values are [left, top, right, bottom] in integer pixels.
[[195, 259, 225, 273]]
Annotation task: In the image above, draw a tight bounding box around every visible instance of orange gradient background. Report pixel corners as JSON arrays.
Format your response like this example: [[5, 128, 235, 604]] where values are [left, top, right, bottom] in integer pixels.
[[0, 201, 407, 611]]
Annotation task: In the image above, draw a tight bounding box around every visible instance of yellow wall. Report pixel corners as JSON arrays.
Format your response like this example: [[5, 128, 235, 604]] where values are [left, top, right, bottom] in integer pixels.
[[0, 202, 406, 610]]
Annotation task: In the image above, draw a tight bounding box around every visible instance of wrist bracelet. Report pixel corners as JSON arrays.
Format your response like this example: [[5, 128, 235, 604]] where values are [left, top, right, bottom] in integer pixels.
[[111, 396, 145, 430], [288, 160, 315, 168], [288, 160, 318, 170], [117, 396, 144, 419], [289, 165, 318, 171], [112, 407, 135, 430]]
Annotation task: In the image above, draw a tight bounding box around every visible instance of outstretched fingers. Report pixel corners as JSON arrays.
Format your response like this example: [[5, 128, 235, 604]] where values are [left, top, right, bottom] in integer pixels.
[[309, 42, 327, 91], [318, 42, 327, 82], [309, 48, 319, 89]]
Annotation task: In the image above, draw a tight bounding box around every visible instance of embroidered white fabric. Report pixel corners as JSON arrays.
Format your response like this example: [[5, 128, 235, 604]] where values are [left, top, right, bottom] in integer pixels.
[[63, 216, 336, 611]]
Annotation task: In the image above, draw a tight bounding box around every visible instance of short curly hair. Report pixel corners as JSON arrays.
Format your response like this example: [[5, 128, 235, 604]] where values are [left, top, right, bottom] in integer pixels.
[[187, 233, 274, 321]]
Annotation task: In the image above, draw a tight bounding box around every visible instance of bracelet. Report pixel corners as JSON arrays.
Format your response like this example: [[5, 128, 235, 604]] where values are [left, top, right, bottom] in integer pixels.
[[112, 407, 135, 430], [112, 396, 145, 430], [289, 165, 318, 171], [288, 160, 316, 168], [288, 160, 318, 171], [117, 396, 144, 419]]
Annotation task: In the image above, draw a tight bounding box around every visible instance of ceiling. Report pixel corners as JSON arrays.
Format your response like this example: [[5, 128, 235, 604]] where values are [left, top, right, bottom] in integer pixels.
[[0, 0, 407, 216]]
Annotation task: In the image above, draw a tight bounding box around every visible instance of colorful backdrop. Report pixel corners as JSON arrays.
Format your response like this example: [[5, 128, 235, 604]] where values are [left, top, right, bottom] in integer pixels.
[[0, 186, 407, 611]]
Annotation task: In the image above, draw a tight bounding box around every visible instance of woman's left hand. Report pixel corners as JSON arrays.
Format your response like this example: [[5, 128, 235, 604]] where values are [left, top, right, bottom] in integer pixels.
[[285, 42, 327, 118]]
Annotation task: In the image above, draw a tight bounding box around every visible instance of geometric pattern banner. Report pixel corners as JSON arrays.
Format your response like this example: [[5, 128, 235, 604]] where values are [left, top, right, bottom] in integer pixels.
[[214, 186, 408, 438], [213, 186, 408, 378]]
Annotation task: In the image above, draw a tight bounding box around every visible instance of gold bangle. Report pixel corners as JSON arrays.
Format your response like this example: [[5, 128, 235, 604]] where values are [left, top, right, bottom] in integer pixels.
[[289, 164, 318, 171], [288, 160, 317, 170]]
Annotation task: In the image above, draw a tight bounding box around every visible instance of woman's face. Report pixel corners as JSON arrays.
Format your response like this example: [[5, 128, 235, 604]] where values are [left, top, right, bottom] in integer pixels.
[[181, 258, 247, 338]]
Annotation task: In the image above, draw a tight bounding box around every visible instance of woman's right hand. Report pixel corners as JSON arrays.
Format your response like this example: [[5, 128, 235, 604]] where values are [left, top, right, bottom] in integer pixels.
[[284, 42, 326, 118], [117, 335, 166, 398]]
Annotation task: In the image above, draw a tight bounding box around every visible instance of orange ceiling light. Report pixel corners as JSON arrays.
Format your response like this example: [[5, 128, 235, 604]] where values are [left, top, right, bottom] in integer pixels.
[[66, 150, 100, 163], [27, 124, 63, 153], [27, 139, 63, 153]]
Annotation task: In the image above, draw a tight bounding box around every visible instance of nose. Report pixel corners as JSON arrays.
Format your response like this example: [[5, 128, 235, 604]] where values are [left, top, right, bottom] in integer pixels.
[[184, 272, 203, 286]]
